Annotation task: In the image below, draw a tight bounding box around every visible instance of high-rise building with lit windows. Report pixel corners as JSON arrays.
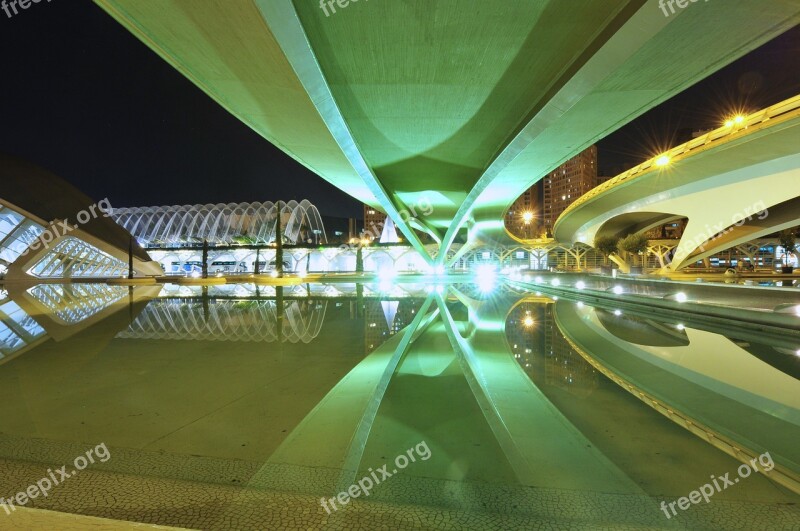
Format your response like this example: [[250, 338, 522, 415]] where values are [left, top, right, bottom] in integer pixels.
[[363, 204, 387, 242], [542, 145, 597, 232]]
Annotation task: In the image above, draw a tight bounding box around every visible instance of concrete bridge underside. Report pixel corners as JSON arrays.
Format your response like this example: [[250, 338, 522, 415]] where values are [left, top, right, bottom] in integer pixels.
[[94, 0, 800, 264], [554, 99, 800, 271]]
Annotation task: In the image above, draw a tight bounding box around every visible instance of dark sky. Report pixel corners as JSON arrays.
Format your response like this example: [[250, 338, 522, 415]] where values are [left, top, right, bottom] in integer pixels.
[[1, 2, 798, 215]]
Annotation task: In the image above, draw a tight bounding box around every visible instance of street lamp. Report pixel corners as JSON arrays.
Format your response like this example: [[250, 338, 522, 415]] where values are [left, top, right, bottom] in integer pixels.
[[522, 211, 534, 224]]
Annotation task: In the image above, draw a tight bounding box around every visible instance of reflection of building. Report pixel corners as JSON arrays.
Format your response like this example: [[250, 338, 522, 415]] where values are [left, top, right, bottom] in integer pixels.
[[542, 305, 598, 397], [506, 301, 598, 397], [118, 299, 327, 343], [363, 299, 423, 354], [542, 145, 597, 232], [506, 303, 545, 369], [505, 185, 543, 240]]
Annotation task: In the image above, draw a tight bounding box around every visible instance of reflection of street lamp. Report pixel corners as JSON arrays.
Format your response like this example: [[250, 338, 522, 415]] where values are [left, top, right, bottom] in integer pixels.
[[522, 211, 534, 224], [523, 315, 534, 328]]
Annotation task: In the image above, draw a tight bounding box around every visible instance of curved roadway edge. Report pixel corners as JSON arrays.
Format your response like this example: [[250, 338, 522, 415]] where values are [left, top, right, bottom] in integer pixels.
[[552, 299, 800, 495], [554, 96, 800, 271]]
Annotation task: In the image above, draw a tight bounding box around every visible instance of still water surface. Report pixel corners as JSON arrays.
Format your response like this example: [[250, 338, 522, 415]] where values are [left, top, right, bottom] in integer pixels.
[[0, 282, 798, 529]]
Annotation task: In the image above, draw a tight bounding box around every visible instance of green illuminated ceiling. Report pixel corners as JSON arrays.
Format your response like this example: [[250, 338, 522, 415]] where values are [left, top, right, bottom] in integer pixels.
[[292, 0, 631, 209], [94, 0, 800, 257]]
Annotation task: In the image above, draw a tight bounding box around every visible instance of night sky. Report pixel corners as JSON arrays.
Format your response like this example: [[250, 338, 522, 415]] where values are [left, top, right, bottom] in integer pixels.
[[1, 2, 798, 217]]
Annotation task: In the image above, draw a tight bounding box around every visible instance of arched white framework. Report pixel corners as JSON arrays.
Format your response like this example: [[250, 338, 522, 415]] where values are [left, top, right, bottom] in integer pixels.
[[113, 200, 327, 246]]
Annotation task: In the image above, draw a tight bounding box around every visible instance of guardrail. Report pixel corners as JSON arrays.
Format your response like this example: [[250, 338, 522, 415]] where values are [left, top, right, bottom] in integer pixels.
[[559, 93, 800, 220]]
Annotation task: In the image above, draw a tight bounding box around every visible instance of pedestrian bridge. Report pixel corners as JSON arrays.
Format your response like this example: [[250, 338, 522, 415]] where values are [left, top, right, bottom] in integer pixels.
[[553, 95, 800, 271], [94, 0, 800, 264]]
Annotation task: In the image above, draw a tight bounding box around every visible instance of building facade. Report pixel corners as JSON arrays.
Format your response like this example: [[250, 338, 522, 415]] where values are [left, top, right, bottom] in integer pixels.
[[504, 184, 543, 240], [542, 145, 597, 233]]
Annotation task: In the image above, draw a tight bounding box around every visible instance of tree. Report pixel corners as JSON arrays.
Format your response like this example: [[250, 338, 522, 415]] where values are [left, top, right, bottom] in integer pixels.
[[778, 228, 797, 267], [617, 233, 648, 267], [593, 235, 618, 265]]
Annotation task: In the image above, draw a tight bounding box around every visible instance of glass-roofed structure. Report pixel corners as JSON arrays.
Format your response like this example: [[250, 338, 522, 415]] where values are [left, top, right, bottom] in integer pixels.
[[0, 153, 161, 282]]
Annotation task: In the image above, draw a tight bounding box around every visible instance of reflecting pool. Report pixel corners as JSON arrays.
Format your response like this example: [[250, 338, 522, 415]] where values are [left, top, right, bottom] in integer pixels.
[[0, 281, 798, 529]]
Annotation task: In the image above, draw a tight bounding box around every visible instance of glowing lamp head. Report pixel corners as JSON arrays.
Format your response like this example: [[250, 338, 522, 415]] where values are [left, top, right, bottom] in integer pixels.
[[270, 270, 279, 278], [675, 292, 688, 303], [612, 285, 623, 295], [575, 280, 586, 290], [655, 155, 670, 167], [522, 211, 534, 224], [734, 115, 744, 124], [474, 264, 498, 294], [523, 316, 534, 328]]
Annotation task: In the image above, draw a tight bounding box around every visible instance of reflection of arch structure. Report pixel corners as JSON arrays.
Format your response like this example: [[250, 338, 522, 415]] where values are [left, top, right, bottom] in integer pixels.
[[113, 200, 326, 246], [118, 299, 327, 343]]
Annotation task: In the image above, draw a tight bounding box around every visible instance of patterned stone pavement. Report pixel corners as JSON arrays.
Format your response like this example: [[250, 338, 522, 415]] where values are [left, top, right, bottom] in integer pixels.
[[1, 434, 799, 530]]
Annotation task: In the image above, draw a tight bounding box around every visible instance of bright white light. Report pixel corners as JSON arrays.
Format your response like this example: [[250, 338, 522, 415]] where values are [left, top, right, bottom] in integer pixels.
[[796, 349, 800, 357], [523, 316, 534, 327], [675, 292, 687, 303], [378, 267, 397, 282], [795, 305, 800, 317], [475, 264, 497, 293], [270, 270, 279, 278], [655, 155, 670, 167], [297, 270, 306, 279], [433, 264, 445, 276], [734, 115, 744, 124], [190, 271, 201, 279], [552, 296, 559, 301], [522, 211, 534, 224], [575, 281, 586, 290], [576, 301, 584, 308], [614, 309, 622, 316], [535, 276, 543, 284], [378, 279, 393, 293], [551, 278, 560, 287], [676, 324, 685, 330], [612, 285, 623, 295]]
